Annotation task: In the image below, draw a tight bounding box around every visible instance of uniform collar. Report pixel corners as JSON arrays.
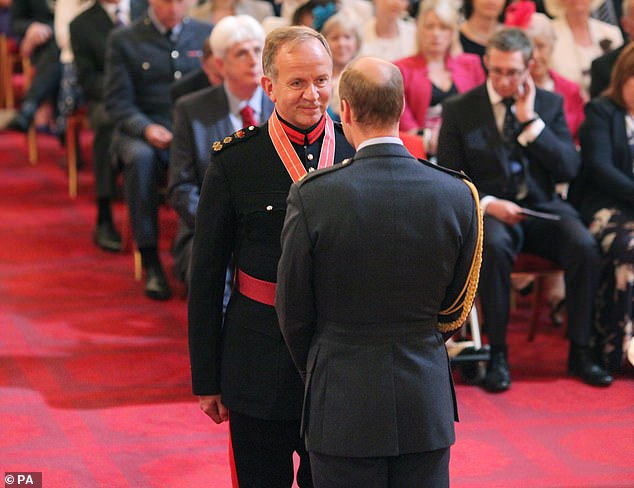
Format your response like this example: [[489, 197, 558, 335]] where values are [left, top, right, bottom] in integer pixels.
[[276, 112, 326, 145]]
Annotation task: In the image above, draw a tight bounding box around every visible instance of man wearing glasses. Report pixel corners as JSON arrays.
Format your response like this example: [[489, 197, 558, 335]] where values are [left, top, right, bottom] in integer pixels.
[[438, 27, 613, 393]]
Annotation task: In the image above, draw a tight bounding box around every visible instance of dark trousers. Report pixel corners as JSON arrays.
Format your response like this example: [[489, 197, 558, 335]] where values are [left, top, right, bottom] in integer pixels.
[[24, 39, 61, 110], [479, 200, 602, 347], [309, 447, 450, 488], [88, 101, 116, 199], [229, 410, 312, 488], [115, 132, 169, 249]]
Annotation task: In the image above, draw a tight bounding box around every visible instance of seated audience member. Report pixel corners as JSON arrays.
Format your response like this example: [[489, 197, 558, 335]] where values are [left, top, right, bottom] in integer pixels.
[[395, 0, 485, 158], [5, 0, 62, 133], [569, 43, 634, 371], [189, 0, 274, 25], [168, 14, 273, 290], [437, 27, 613, 392], [170, 38, 223, 103], [459, 0, 509, 63], [546, 0, 623, 100], [277, 0, 372, 25], [320, 11, 361, 122], [590, 0, 634, 98], [359, 0, 417, 61], [104, 0, 211, 300], [506, 1, 585, 142], [54, 0, 91, 141], [291, 0, 333, 27], [70, 0, 147, 252]]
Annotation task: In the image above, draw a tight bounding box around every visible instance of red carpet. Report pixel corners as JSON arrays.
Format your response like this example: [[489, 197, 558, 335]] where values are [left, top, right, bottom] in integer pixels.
[[1, 130, 633, 487]]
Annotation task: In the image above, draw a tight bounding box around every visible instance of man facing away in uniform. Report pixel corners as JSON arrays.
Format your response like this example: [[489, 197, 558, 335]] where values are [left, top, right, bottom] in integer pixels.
[[275, 56, 483, 488], [187, 26, 355, 487]]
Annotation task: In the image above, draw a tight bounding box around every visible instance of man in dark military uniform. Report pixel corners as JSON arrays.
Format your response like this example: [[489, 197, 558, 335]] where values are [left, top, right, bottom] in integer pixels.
[[104, 0, 211, 300], [275, 56, 482, 488], [188, 26, 354, 488]]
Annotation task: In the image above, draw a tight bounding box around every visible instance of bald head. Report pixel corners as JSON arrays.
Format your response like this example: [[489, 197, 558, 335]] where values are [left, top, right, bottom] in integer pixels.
[[339, 56, 404, 129]]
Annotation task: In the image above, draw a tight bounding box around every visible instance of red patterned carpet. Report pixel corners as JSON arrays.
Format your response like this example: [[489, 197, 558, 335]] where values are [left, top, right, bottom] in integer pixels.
[[1, 130, 633, 487]]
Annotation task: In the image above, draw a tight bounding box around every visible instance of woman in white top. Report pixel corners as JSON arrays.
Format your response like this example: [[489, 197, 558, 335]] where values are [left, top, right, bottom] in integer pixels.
[[359, 0, 417, 61], [546, 0, 623, 100]]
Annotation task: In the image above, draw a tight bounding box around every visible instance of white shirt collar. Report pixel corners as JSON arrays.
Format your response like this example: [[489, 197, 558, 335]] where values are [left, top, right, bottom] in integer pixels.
[[357, 136, 403, 151], [486, 79, 506, 106]]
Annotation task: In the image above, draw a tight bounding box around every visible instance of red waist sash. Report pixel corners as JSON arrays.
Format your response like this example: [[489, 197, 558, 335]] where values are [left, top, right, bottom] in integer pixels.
[[236, 269, 276, 306]]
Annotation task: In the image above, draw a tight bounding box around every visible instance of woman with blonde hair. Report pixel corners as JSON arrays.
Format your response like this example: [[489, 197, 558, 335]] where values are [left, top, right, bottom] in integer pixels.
[[395, 0, 485, 158]]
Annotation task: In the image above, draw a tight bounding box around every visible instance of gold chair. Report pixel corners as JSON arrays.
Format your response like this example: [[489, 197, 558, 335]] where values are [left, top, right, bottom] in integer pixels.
[[65, 107, 90, 198]]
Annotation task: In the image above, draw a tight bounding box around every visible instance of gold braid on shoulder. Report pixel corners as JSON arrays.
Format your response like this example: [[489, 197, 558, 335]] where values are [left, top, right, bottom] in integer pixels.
[[437, 179, 483, 333]]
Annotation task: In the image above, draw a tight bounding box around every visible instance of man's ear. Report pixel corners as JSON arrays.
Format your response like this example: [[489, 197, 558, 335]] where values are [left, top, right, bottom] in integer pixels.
[[213, 55, 225, 77], [261, 75, 275, 102], [340, 99, 352, 125]]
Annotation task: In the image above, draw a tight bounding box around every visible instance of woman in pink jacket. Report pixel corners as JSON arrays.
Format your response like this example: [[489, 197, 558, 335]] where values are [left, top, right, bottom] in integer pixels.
[[394, 0, 485, 159]]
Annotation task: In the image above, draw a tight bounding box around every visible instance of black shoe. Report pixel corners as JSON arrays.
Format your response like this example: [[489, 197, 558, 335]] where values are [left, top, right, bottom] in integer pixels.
[[93, 222, 122, 252], [484, 347, 511, 392], [145, 264, 172, 301], [7, 112, 30, 132], [568, 343, 613, 387]]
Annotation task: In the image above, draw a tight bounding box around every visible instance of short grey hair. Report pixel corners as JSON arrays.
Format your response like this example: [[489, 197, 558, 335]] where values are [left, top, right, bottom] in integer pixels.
[[210, 15, 266, 60], [262, 26, 332, 80], [486, 27, 533, 64]]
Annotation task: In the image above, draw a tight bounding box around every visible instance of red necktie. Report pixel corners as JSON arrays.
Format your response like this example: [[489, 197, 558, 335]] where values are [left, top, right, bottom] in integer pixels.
[[240, 105, 257, 128]]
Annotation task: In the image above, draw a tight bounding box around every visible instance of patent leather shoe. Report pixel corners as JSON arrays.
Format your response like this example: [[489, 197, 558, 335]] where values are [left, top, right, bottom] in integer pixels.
[[568, 343, 613, 387], [484, 347, 511, 392], [93, 222, 122, 252], [145, 264, 172, 301]]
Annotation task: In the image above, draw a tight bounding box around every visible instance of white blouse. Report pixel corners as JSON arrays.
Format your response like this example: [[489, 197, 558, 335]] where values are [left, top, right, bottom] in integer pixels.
[[550, 16, 623, 100]]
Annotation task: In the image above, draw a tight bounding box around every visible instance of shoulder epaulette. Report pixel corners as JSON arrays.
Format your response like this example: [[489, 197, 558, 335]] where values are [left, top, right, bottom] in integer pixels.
[[418, 158, 473, 182], [211, 125, 260, 154], [297, 158, 353, 187]]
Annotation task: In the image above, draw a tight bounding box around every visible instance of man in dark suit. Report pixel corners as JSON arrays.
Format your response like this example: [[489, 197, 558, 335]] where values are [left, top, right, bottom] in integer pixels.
[[275, 56, 482, 488], [104, 0, 211, 300], [70, 0, 147, 252], [168, 14, 273, 289], [590, 0, 634, 97], [6, 0, 60, 132], [188, 26, 354, 488], [438, 28, 613, 392]]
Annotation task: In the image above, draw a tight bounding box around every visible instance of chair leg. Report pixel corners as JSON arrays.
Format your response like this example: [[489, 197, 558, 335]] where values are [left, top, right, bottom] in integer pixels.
[[527, 274, 544, 342], [134, 248, 142, 281], [66, 116, 78, 198], [27, 124, 37, 164]]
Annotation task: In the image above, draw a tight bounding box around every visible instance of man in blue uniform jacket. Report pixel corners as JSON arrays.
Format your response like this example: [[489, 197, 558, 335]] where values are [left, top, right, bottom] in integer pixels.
[[275, 56, 483, 488], [104, 0, 211, 300], [188, 26, 355, 487]]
